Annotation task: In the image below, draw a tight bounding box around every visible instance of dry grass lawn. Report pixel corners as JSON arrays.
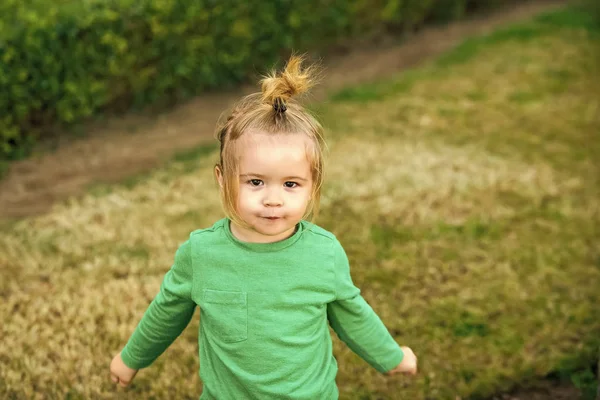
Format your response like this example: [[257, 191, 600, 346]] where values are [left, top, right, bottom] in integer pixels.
[[1, 6, 599, 400]]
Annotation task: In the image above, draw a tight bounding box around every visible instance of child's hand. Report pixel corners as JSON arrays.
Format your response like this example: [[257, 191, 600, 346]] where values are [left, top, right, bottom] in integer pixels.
[[387, 346, 418, 376], [110, 352, 138, 387]]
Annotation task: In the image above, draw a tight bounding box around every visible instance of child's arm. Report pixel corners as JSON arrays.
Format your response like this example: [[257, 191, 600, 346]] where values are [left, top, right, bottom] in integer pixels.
[[327, 240, 417, 375], [110, 240, 196, 385]]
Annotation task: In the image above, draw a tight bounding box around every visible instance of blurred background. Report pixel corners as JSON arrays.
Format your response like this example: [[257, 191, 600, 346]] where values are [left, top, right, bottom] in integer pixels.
[[0, 0, 598, 399]]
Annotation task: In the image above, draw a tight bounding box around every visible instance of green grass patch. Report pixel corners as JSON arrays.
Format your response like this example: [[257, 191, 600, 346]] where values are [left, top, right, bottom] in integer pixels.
[[330, 69, 431, 103], [549, 354, 600, 400], [438, 5, 599, 67], [331, 5, 599, 105], [535, 4, 600, 32]]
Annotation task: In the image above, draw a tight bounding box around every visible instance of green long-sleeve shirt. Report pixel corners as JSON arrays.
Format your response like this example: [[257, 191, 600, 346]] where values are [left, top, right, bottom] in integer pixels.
[[121, 218, 403, 399]]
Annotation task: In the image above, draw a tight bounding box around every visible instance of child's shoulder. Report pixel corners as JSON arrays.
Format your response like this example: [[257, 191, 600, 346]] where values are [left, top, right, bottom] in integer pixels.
[[188, 218, 227, 240], [301, 220, 339, 243]]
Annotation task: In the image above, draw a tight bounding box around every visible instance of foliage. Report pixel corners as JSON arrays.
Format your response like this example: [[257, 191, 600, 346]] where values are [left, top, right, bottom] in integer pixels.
[[0, 0, 517, 160]]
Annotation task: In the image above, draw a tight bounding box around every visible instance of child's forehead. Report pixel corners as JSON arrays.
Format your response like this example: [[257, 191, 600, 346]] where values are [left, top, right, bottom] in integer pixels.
[[235, 131, 314, 173], [239, 130, 310, 147], [236, 131, 313, 157]]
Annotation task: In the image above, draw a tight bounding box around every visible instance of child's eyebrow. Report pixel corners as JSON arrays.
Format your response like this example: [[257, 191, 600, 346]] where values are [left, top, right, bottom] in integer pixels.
[[240, 173, 266, 179], [240, 173, 309, 182], [284, 176, 309, 182]]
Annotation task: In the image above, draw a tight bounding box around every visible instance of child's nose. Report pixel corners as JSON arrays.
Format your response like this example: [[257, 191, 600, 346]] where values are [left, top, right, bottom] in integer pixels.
[[263, 189, 283, 207]]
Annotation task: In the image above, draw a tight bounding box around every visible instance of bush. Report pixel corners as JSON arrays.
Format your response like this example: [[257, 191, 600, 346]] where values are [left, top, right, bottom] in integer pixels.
[[0, 0, 515, 160]]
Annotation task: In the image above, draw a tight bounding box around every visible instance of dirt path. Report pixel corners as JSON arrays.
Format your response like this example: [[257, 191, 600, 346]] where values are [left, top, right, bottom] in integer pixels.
[[0, 0, 566, 219]]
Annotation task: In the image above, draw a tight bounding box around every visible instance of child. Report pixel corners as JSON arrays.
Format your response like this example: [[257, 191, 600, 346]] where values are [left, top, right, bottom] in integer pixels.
[[110, 55, 417, 399]]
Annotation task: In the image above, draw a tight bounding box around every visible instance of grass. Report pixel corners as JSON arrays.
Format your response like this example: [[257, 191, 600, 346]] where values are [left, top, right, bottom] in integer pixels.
[[332, 3, 600, 105], [1, 5, 599, 400]]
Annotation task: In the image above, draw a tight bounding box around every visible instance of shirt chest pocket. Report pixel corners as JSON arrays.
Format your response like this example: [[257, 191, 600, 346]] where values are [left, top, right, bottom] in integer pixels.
[[202, 289, 248, 343]]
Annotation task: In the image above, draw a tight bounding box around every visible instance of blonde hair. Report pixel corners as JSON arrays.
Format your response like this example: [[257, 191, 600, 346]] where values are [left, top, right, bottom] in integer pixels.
[[215, 55, 325, 228]]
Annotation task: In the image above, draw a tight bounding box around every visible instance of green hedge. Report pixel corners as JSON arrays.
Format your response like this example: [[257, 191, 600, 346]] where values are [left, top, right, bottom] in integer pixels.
[[0, 0, 513, 160]]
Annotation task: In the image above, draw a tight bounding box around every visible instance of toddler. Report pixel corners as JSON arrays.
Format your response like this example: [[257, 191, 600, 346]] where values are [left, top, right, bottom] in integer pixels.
[[110, 55, 417, 399]]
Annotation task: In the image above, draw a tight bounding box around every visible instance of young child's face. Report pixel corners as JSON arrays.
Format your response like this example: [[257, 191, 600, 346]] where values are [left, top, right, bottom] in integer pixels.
[[230, 132, 313, 243]]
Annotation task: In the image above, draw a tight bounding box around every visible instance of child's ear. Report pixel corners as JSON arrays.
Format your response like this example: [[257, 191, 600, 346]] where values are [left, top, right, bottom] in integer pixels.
[[214, 165, 224, 188]]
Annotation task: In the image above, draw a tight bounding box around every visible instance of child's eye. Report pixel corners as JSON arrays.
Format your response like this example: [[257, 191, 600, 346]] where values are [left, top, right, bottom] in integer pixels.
[[248, 179, 263, 187], [284, 181, 298, 188]]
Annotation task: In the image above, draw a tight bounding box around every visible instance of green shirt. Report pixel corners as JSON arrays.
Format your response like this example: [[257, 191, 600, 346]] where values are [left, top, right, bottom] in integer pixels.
[[121, 218, 403, 399]]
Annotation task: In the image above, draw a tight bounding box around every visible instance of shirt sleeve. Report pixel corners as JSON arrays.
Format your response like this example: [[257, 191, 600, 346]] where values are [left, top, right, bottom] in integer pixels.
[[327, 239, 404, 374], [120, 239, 196, 369]]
